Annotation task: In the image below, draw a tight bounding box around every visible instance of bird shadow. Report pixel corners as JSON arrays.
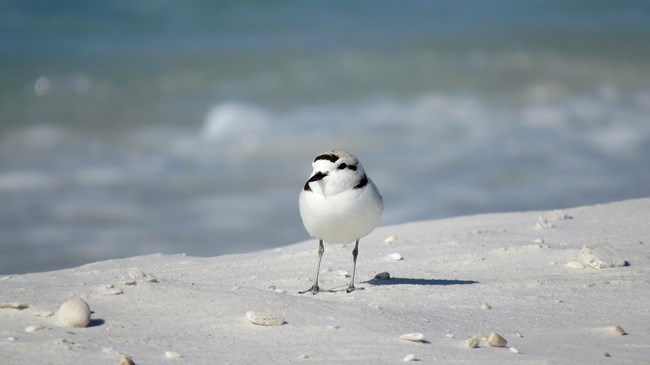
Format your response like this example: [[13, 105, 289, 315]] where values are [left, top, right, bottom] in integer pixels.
[[365, 277, 479, 286], [88, 318, 105, 327]]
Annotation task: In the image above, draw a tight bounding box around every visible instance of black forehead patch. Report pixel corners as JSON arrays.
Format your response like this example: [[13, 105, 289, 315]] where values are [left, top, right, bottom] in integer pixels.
[[314, 153, 339, 163]]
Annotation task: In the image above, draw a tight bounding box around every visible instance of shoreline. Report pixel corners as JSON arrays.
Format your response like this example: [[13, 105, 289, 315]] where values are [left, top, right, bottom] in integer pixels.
[[1, 198, 649, 364]]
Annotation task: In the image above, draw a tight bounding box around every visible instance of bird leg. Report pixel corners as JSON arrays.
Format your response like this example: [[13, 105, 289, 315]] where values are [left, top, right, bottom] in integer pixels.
[[346, 239, 360, 293], [299, 239, 332, 294]]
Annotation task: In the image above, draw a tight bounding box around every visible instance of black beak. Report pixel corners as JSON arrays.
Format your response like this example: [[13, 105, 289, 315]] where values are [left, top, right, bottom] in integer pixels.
[[303, 171, 328, 191], [307, 171, 328, 183]]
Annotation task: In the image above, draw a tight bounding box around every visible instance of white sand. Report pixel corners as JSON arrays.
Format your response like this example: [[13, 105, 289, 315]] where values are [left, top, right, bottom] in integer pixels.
[[1, 198, 649, 364]]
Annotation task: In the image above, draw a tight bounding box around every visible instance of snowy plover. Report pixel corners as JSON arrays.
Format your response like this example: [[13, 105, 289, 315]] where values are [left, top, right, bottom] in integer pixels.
[[299, 151, 383, 294]]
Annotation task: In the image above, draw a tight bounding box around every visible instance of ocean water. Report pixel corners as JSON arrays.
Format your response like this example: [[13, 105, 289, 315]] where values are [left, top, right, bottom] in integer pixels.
[[1, 1, 649, 274]]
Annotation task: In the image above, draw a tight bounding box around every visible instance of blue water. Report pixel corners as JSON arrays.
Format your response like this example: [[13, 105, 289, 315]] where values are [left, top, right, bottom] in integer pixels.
[[1, 1, 650, 274]]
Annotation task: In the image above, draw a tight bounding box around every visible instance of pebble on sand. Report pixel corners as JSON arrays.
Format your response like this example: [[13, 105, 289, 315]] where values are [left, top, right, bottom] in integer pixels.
[[374, 272, 390, 280], [58, 298, 91, 328], [487, 332, 507, 347], [614, 325, 627, 336]]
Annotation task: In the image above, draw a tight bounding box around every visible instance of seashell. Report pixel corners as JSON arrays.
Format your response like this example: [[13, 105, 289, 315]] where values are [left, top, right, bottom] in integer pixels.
[[480, 302, 492, 310], [128, 269, 147, 279], [334, 270, 350, 277], [58, 298, 91, 328], [25, 325, 45, 333], [374, 272, 390, 280], [7, 336, 17, 341], [384, 235, 398, 243], [614, 325, 627, 336], [603, 352, 610, 357], [119, 355, 135, 365], [534, 238, 545, 244], [566, 260, 585, 269], [536, 216, 554, 229], [245, 311, 285, 326], [487, 332, 507, 347], [399, 333, 424, 342], [466, 336, 480, 348], [581, 244, 626, 269], [0, 303, 29, 310], [403, 353, 417, 362], [386, 253, 403, 261], [165, 351, 182, 359], [509, 347, 520, 354]]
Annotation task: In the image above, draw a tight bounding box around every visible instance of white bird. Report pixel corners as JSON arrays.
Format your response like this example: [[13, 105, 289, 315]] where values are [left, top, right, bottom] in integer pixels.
[[299, 151, 383, 294]]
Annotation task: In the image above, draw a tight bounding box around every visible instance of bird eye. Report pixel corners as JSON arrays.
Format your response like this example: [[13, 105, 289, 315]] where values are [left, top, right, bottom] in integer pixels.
[[338, 163, 347, 170]]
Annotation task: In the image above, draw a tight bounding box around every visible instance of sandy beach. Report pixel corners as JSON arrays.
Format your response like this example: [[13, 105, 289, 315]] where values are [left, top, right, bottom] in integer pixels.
[[1, 198, 649, 364]]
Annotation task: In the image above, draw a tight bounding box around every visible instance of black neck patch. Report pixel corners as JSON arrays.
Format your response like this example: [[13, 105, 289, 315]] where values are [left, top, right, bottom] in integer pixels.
[[314, 153, 339, 163], [354, 174, 368, 189]]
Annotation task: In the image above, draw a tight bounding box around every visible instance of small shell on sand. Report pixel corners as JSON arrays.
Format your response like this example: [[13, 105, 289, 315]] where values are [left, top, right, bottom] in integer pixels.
[[119, 355, 135, 365], [399, 333, 425, 342], [384, 235, 398, 243], [466, 336, 480, 348], [566, 260, 585, 269], [25, 325, 45, 333], [614, 325, 627, 336], [58, 298, 91, 328], [165, 351, 182, 359], [128, 269, 147, 279], [487, 332, 507, 347], [509, 347, 520, 354], [386, 253, 403, 261], [245, 311, 285, 326], [581, 244, 626, 268], [536, 216, 554, 229], [403, 353, 417, 362], [0, 303, 29, 310], [374, 272, 390, 280]]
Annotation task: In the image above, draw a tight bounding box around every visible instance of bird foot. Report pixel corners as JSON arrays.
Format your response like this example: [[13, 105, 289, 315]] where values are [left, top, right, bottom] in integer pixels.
[[299, 284, 334, 295], [345, 285, 364, 293]]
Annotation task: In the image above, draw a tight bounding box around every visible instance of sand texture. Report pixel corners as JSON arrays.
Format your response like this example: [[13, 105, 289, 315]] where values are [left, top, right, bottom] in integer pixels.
[[1, 198, 649, 364]]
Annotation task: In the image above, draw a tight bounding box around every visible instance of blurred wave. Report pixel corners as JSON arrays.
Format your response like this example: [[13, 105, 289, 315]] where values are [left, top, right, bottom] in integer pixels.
[[1, 0, 649, 274]]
